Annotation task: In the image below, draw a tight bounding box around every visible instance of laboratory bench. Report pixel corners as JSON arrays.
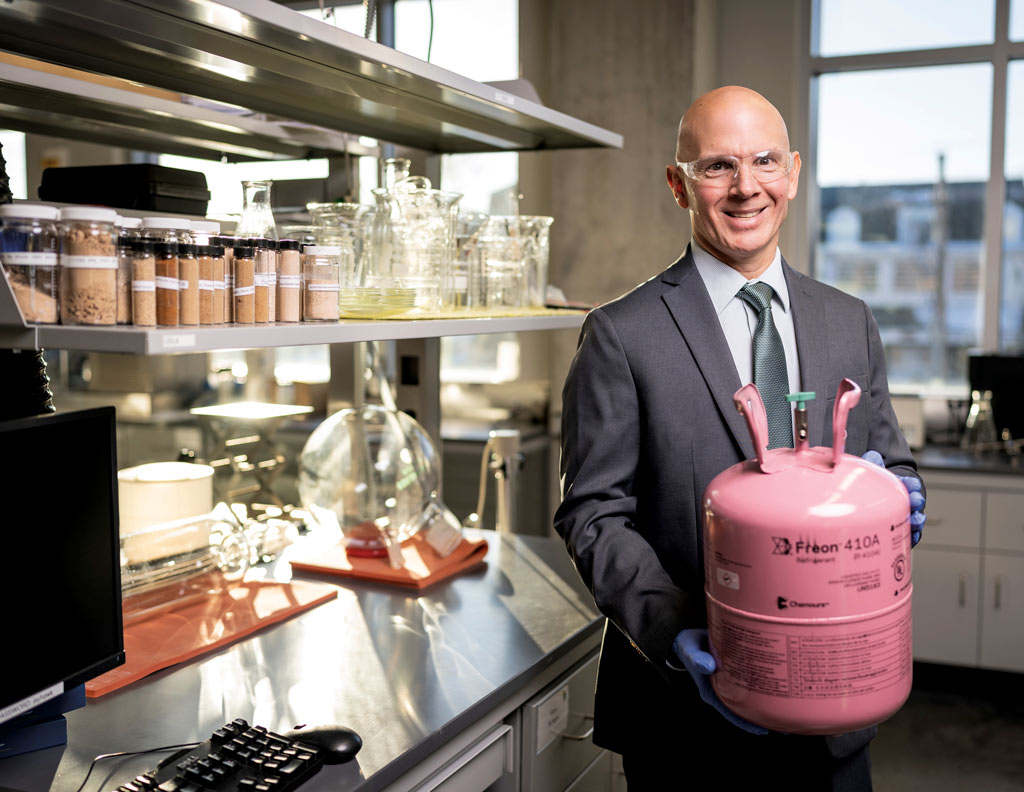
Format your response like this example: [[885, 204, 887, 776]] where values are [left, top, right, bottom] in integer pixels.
[[0, 530, 608, 792]]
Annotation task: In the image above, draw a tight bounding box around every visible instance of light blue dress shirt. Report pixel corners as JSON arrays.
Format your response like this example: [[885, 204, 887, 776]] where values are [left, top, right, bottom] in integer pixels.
[[690, 241, 801, 400]]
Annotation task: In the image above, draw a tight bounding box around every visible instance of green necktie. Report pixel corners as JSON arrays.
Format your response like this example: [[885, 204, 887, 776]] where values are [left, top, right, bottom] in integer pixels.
[[737, 281, 793, 449]]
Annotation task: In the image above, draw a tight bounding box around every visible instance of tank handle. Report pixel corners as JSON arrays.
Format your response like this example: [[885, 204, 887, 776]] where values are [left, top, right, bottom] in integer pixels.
[[733, 383, 769, 470], [831, 378, 862, 465]]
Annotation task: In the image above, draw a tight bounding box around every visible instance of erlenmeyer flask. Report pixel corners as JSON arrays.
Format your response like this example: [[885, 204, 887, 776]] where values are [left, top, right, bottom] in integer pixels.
[[236, 180, 277, 240]]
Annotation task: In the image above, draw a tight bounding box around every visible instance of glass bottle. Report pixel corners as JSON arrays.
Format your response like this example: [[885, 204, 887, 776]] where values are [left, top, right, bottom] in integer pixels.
[[236, 180, 277, 240]]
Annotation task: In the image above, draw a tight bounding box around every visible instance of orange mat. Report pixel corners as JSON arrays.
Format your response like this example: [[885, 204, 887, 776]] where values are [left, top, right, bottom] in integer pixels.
[[87, 579, 338, 697], [288, 533, 488, 589]]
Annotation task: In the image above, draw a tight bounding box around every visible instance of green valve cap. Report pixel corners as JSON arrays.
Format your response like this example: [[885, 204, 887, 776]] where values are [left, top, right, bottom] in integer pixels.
[[786, 391, 816, 410]]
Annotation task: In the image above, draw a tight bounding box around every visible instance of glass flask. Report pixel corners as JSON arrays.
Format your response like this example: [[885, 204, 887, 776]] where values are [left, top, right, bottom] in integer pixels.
[[298, 404, 440, 556], [236, 179, 277, 240]]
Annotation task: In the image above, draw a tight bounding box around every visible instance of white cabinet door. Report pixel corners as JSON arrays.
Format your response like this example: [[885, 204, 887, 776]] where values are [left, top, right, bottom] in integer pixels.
[[985, 492, 1024, 553], [911, 547, 980, 666], [979, 554, 1024, 673]]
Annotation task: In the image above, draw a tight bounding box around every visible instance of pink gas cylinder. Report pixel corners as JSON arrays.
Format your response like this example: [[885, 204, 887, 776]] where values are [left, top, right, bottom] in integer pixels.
[[702, 378, 913, 735]]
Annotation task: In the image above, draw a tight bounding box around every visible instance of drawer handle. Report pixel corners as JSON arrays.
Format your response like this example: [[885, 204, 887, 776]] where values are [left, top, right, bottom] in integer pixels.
[[563, 714, 595, 741], [958, 573, 967, 607], [994, 576, 1003, 610]]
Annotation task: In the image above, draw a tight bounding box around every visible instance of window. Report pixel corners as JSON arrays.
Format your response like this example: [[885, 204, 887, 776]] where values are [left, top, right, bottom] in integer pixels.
[[811, 0, 1024, 387], [0, 130, 27, 200]]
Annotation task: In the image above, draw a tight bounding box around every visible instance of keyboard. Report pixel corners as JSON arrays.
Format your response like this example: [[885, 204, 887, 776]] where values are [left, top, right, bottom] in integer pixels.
[[111, 719, 324, 792]]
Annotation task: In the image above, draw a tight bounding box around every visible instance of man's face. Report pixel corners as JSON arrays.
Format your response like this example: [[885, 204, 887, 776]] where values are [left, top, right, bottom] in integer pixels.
[[668, 95, 801, 274]]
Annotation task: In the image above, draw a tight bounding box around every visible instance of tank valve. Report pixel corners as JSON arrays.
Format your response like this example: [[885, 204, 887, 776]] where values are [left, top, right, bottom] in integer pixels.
[[786, 391, 816, 445]]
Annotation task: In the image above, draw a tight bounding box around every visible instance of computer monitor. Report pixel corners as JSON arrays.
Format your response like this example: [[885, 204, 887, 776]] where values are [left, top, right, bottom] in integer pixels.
[[0, 406, 125, 726]]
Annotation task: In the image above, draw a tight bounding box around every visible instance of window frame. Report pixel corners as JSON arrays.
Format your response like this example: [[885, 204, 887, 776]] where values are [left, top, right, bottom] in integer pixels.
[[806, 0, 1024, 355]]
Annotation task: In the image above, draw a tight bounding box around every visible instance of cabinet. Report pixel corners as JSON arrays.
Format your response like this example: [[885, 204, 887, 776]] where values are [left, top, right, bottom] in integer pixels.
[[912, 469, 1024, 672]]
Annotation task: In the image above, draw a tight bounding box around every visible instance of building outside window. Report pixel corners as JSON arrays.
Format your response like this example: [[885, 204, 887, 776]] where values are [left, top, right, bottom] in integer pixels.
[[810, 0, 1024, 388]]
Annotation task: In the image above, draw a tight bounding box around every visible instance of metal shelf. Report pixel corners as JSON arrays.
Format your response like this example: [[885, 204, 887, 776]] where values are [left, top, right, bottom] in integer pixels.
[[0, 0, 623, 154], [0, 61, 379, 162]]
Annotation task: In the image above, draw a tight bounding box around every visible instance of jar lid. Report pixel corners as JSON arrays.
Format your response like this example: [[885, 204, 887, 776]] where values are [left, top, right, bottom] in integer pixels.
[[178, 243, 197, 256], [132, 239, 156, 255], [58, 206, 119, 223], [120, 216, 143, 229], [249, 237, 271, 248], [278, 238, 301, 251], [312, 245, 341, 256], [197, 245, 216, 257], [141, 216, 191, 230], [154, 242, 179, 256], [191, 220, 221, 234], [212, 246, 225, 257], [0, 203, 59, 221], [235, 245, 254, 258]]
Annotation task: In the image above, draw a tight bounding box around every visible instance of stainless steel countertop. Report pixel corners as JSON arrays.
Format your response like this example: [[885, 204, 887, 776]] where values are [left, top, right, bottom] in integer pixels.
[[0, 530, 602, 792]]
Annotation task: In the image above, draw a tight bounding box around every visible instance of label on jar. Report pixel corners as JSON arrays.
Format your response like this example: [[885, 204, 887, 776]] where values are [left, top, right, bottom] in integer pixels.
[[233, 285, 255, 296], [61, 255, 117, 269], [0, 252, 58, 266], [279, 274, 301, 289], [226, 273, 235, 287], [306, 281, 340, 292], [155, 276, 180, 291], [132, 280, 156, 292], [198, 279, 216, 291], [255, 272, 272, 287], [267, 272, 277, 286], [214, 280, 226, 291], [178, 279, 190, 291]]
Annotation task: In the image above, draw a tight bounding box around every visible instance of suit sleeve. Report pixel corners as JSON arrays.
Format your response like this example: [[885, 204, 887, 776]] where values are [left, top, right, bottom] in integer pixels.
[[863, 301, 925, 494], [555, 309, 699, 674]]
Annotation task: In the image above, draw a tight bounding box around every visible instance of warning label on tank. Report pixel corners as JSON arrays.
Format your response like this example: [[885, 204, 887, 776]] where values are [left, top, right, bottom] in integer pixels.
[[710, 610, 912, 699]]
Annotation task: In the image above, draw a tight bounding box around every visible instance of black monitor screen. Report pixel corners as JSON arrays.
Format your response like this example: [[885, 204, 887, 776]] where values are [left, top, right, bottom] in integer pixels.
[[0, 406, 125, 723]]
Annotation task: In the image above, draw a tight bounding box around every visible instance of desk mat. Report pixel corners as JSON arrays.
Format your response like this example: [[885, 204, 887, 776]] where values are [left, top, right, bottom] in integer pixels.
[[87, 579, 338, 697], [287, 533, 488, 589]]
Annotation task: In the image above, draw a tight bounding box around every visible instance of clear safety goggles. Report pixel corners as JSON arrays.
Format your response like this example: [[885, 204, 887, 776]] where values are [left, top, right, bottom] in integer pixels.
[[676, 150, 794, 184]]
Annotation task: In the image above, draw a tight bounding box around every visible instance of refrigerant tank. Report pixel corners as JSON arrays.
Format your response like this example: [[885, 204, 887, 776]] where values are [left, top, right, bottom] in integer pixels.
[[703, 379, 913, 735]]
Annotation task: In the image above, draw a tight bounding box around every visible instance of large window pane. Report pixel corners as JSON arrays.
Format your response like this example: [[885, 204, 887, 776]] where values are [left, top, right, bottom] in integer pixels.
[[817, 0, 995, 57], [1013, 0, 1024, 41], [815, 65, 992, 385], [1001, 61, 1024, 350]]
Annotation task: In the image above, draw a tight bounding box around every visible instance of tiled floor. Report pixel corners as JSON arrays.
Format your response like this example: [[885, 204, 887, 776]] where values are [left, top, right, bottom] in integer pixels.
[[871, 662, 1024, 791]]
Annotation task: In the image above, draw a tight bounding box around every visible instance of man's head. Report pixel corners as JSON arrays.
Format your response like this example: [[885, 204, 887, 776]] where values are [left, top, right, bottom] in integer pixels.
[[666, 86, 801, 278]]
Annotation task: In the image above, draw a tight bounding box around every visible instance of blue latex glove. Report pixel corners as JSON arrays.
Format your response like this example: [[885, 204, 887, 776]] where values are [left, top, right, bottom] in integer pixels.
[[862, 450, 925, 547], [672, 628, 768, 734]]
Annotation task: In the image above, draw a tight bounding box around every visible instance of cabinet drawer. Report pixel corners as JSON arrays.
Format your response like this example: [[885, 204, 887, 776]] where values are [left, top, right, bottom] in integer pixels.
[[985, 492, 1024, 552], [521, 652, 601, 792], [923, 488, 982, 548], [411, 724, 512, 792]]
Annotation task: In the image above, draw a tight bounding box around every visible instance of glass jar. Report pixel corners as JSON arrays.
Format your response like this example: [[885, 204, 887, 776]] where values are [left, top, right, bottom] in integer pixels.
[[58, 206, 118, 326], [216, 236, 236, 323], [154, 242, 179, 327], [302, 245, 340, 322], [191, 220, 220, 246], [140, 216, 192, 245], [252, 238, 272, 323], [0, 203, 60, 324], [177, 243, 199, 326], [236, 180, 277, 240], [131, 239, 156, 327], [233, 244, 255, 324], [276, 239, 301, 322], [198, 245, 216, 326], [116, 216, 141, 324], [211, 245, 226, 325]]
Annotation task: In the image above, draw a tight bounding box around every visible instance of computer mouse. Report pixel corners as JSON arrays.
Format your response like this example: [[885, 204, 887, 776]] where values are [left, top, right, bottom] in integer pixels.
[[284, 723, 363, 765]]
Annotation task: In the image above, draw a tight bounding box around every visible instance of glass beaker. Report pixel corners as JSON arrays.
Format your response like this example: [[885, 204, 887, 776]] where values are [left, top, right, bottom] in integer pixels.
[[369, 177, 462, 314], [306, 201, 374, 285], [453, 209, 489, 309], [480, 215, 553, 309], [236, 180, 277, 240]]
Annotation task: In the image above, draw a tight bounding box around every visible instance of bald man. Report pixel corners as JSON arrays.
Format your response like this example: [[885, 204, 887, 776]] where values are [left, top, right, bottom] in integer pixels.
[[555, 86, 922, 789]]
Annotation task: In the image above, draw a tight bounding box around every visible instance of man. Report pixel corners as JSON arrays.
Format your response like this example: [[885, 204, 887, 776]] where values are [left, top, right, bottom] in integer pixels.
[[555, 86, 925, 790]]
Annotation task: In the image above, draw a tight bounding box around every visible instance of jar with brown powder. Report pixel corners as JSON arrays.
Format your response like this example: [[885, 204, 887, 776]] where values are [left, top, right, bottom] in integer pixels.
[[252, 238, 272, 323], [131, 238, 156, 327], [116, 216, 140, 324], [233, 244, 255, 324], [217, 236, 235, 323], [155, 242, 179, 327], [211, 245, 225, 324], [198, 245, 215, 325], [0, 203, 59, 324], [302, 244, 340, 322], [58, 206, 118, 326], [276, 238, 301, 322], [178, 243, 199, 326]]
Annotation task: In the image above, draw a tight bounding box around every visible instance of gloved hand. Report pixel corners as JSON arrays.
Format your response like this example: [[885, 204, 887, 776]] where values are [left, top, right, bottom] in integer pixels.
[[862, 450, 925, 547], [672, 628, 768, 734]]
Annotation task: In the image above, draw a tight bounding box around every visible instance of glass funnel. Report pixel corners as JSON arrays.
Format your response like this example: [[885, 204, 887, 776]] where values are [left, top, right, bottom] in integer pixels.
[[236, 180, 277, 240]]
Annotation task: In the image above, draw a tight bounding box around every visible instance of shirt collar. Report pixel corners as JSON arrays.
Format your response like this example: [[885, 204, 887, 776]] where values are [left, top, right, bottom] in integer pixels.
[[691, 241, 790, 315]]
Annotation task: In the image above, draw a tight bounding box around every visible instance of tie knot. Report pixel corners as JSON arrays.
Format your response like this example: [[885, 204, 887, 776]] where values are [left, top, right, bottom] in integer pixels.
[[738, 281, 774, 313]]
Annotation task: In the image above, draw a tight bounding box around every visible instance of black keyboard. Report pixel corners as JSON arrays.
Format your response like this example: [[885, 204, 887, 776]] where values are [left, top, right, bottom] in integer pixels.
[[112, 719, 324, 792]]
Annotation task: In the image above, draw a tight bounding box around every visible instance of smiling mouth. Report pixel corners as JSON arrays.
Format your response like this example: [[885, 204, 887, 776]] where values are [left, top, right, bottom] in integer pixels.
[[724, 208, 765, 219]]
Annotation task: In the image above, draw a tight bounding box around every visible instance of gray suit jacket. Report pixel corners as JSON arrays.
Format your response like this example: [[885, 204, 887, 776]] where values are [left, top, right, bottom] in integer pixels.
[[555, 247, 920, 758]]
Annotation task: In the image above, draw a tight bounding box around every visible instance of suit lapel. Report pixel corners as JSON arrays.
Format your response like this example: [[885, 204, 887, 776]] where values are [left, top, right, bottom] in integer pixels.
[[786, 262, 830, 446], [661, 250, 752, 459]]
